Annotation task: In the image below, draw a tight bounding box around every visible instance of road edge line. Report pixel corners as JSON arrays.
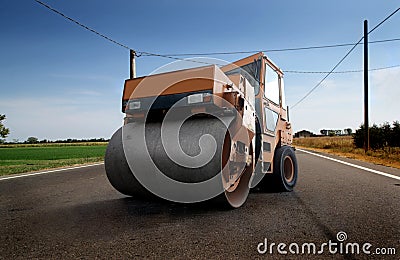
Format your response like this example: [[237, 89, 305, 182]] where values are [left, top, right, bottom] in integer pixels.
[[297, 148, 400, 181], [0, 162, 104, 181]]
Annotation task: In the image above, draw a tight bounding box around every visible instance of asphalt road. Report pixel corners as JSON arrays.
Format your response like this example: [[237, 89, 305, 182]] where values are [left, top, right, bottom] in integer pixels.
[[1, 150, 399, 259]]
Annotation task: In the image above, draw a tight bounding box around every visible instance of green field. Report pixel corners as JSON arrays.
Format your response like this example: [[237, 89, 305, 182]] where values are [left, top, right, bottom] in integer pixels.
[[0, 143, 107, 176]]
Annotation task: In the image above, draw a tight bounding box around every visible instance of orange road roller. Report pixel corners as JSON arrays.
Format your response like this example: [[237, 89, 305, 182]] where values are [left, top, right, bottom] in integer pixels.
[[105, 52, 298, 208]]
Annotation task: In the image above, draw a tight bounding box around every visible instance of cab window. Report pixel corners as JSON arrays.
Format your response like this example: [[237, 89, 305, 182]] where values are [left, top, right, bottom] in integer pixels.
[[224, 59, 261, 95], [264, 64, 279, 104], [280, 77, 286, 108]]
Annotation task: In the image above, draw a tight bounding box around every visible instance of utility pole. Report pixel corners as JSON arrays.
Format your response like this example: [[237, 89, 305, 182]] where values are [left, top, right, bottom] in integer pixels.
[[364, 20, 370, 152], [130, 49, 136, 79]]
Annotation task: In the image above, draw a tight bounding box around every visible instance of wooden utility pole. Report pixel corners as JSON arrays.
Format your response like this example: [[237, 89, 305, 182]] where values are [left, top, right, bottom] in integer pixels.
[[364, 20, 370, 152]]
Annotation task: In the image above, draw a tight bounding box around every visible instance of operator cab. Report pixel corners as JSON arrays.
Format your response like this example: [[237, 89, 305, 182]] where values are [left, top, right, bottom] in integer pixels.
[[221, 52, 291, 174]]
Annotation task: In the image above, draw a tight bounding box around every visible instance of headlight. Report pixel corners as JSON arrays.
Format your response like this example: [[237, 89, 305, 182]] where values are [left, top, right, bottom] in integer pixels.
[[187, 93, 204, 104], [128, 100, 141, 109], [187, 93, 212, 104]]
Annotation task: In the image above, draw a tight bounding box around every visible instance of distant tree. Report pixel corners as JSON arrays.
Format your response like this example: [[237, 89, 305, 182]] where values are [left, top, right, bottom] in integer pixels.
[[320, 129, 328, 136], [328, 130, 339, 136], [353, 124, 365, 148], [354, 124, 382, 149], [391, 121, 400, 147], [0, 114, 10, 138], [369, 124, 383, 150], [344, 128, 352, 135], [381, 122, 391, 147], [26, 137, 39, 144]]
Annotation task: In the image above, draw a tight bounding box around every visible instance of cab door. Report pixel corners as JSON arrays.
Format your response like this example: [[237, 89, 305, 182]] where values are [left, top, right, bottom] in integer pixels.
[[261, 60, 282, 173]]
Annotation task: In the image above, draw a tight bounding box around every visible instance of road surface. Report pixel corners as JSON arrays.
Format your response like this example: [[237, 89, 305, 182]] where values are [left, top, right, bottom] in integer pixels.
[[1, 150, 399, 259]]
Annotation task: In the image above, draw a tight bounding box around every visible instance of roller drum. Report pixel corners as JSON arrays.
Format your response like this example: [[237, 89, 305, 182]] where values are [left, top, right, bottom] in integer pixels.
[[105, 116, 252, 207]]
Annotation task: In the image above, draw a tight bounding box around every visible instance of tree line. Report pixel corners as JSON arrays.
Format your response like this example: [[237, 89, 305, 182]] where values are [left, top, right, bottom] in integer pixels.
[[21, 137, 109, 144], [354, 121, 400, 149]]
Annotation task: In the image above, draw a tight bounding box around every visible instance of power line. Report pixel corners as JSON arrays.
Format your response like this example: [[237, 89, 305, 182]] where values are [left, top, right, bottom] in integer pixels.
[[291, 38, 364, 108], [143, 38, 400, 57], [369, 8, 400, 34], [291, 7, 400, 109], [141, 44, 357, 56], [34, 0, 130, 50], [284, 64, 400, 74], [370, 38, 400, 44], [137, 51, 224, 65]]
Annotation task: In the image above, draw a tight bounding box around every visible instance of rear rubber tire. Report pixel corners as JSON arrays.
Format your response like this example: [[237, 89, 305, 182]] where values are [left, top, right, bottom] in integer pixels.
[[257, 145, 298, 192]]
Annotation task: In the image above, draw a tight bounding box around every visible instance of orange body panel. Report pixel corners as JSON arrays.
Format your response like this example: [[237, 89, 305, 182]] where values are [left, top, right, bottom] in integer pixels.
[[123, 65, 225, 99]]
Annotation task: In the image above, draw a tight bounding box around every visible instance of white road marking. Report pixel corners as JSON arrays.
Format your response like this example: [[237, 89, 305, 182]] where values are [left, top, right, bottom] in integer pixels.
[[0, 162, 104, 181], [297, 148, 400, 181]]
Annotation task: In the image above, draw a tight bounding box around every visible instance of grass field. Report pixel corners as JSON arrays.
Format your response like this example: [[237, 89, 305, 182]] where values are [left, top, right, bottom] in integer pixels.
[[293, 136, 400, 169], [0, 143, 107, 176]]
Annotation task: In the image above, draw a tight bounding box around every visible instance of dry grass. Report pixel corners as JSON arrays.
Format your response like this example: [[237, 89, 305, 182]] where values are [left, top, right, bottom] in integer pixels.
[[293, 136, 400, 169]]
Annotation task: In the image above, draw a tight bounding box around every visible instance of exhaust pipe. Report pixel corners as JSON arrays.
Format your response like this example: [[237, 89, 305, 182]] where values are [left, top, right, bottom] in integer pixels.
[[130, 49, 136, 79]]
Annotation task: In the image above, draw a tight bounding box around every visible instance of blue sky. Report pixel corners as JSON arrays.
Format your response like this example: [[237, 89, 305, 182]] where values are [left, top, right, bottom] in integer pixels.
[[0, 0, 399, 141]]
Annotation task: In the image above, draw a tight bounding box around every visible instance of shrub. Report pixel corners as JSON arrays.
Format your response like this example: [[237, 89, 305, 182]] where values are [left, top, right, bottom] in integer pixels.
[[353, 121, 400, 149]]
